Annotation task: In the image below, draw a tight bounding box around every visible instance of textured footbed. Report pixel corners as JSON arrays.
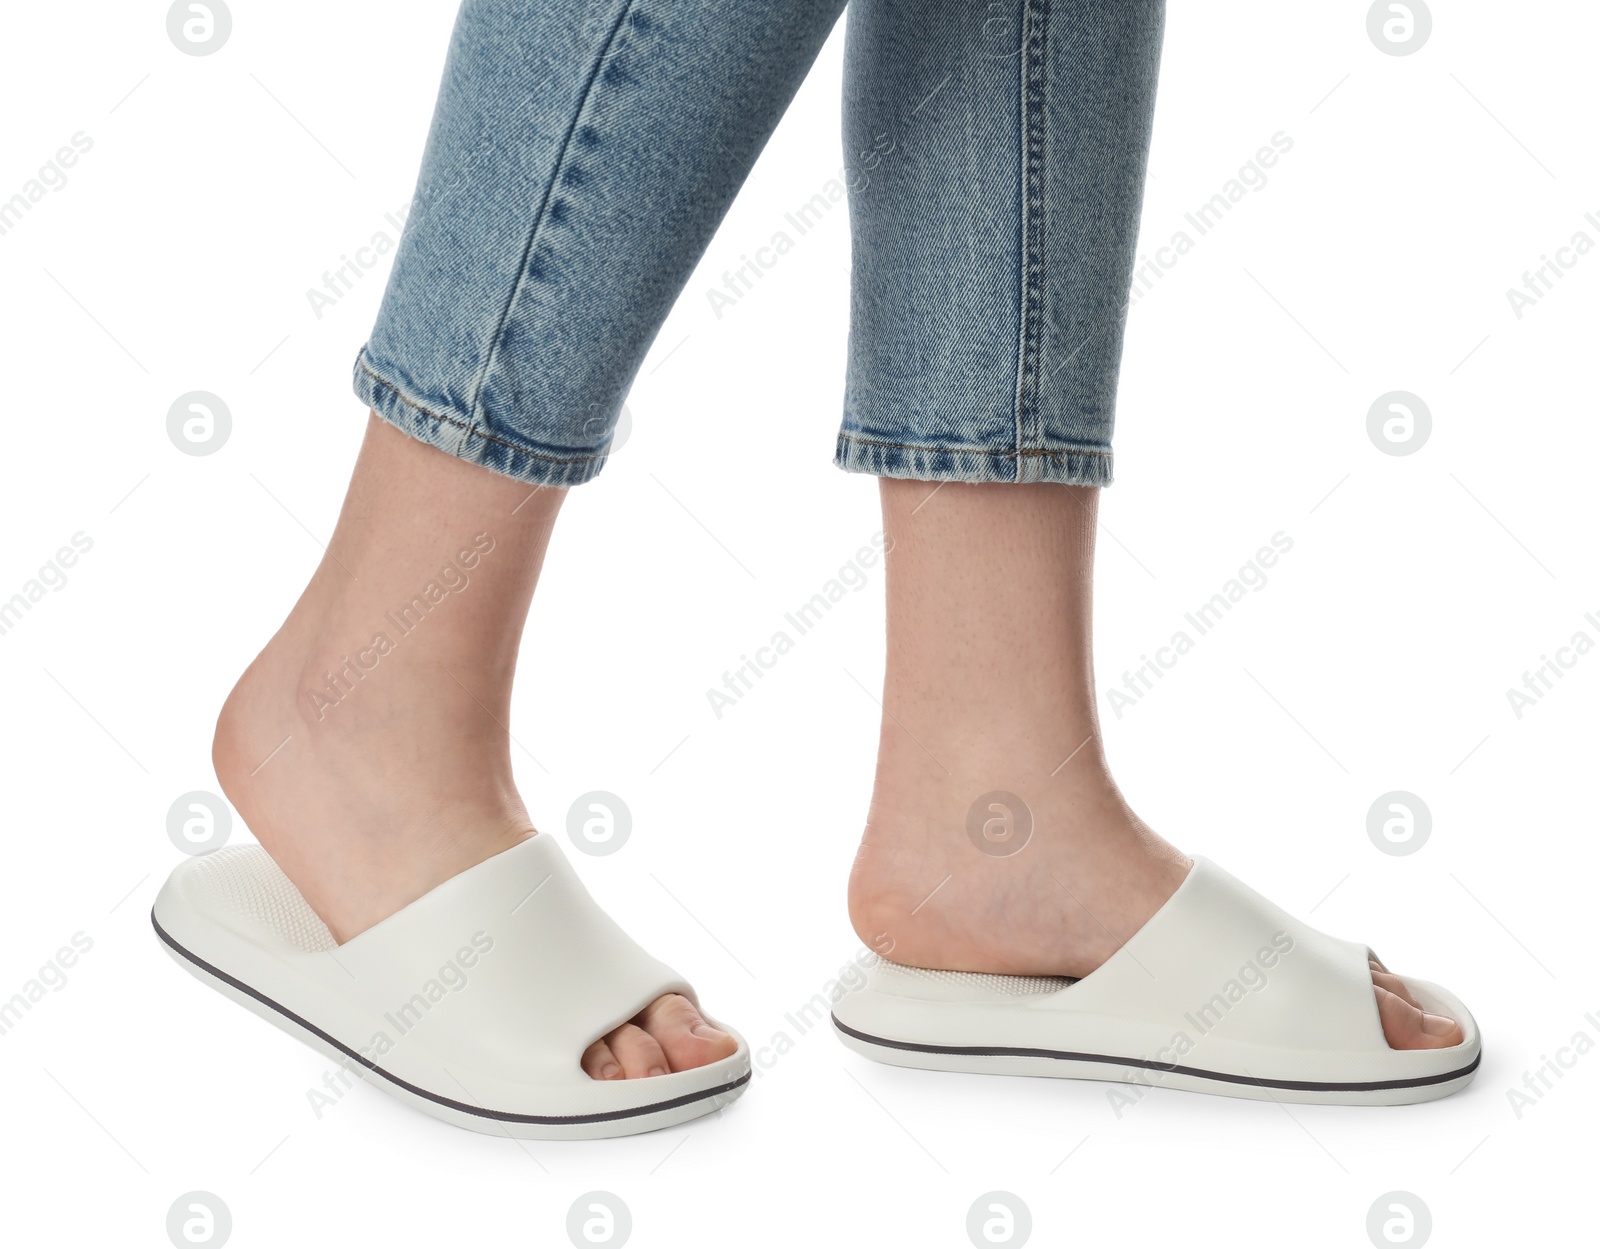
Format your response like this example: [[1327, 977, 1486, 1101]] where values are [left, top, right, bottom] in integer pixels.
[[186, 847, 338, 952], [874, 961, 1074, 997]]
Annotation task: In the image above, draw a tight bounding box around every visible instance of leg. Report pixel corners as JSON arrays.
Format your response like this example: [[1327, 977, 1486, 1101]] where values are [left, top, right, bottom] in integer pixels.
[[838, 0, 1461, 1053], [849, 482, 1462, 1048], [213, 0, 846, 1088], [214, 419, 736, 1077], [850, 481, 1190, 981]]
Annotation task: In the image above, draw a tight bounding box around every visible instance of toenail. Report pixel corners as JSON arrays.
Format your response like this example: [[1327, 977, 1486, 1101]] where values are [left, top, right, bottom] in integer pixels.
[[1421, 1012, 1457, 1037], [600, 1062, 622, 1079], [647, 1065, 668, 1077], [690, 1022, 723, 1040]]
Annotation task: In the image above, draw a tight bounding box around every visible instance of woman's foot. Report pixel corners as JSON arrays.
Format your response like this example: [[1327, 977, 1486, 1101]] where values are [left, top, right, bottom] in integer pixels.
[[848, 478, 1463, 1053], [213, 415, 736, 1081], [847, 790, 1463, 1051]]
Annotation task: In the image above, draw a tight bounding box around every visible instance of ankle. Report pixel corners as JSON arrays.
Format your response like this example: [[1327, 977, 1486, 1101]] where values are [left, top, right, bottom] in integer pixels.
[[848, 750, 1189, 977], [212, 641, 534, 940], [211, 616, 525, 845]]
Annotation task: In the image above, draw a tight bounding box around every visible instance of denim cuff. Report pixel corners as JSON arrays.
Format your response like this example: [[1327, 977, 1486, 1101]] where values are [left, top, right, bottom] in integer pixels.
[[354, 349, 608, 488], [834, 433, 1114, 487]]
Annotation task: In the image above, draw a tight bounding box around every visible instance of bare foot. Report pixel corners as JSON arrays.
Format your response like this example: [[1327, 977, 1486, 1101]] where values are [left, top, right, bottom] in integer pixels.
[[846, 779, 1463, 1051], [850, 476, 1463, 1053], [213, 415, 736, 1079]]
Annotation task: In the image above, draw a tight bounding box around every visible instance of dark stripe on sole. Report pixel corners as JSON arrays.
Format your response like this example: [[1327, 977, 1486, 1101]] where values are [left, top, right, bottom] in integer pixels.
[[832, 1015, 1480, 1093], [152, 910, 750, 1126]]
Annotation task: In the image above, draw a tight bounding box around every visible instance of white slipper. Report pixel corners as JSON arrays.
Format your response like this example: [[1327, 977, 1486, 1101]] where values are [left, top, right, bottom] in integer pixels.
[[153, 834, 749, 1139], [832, 857, 1480, 1106]]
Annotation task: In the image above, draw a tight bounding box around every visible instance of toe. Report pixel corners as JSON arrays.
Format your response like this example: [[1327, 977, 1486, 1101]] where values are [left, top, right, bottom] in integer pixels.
[[1374, 981, 1463, 1050], [581, 1036, 624, 1081], [605, 1021, 671, 1079], [1370, 965, 1424, 1011], [1369, 958, 1425, 1012], [636, 993, 739, 1073]]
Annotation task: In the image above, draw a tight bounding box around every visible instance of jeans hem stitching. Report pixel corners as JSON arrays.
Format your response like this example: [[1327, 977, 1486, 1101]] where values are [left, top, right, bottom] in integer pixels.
[[837, 432, 1110, 460], [359, 355, 604, 466]]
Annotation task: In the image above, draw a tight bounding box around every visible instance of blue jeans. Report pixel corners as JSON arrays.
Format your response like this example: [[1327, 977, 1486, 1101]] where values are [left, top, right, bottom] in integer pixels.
[[354, 0, 1165, 486]]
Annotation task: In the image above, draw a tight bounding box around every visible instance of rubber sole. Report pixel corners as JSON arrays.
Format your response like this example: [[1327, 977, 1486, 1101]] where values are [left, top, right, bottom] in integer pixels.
[[833, 1015, 1482, 1107], [155, 912, 750, 1139]]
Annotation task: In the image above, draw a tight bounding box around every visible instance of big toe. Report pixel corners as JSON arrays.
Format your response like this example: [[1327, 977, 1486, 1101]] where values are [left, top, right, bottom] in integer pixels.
[[636, 993, 739, 1072], [581, 993, 737, 1080], [1374, 977, 1463, 1050]]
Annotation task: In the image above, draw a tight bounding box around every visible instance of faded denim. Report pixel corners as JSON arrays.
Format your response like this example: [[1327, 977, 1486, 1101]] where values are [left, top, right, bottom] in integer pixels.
[[355, 0, 1166, 487]]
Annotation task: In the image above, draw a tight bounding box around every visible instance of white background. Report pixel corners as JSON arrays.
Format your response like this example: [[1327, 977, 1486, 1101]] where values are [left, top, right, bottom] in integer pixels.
[[1, 1, 1595, 1245]]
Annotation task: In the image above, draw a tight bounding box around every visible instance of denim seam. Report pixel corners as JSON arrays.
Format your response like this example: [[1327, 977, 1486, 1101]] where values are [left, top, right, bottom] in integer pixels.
[[360, 355, 604, 465], [838, 432, 1109, 460], [1012, 0, 1049, 483], [464, 0, 642, 436], [1009, 0, 1028, 480]]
